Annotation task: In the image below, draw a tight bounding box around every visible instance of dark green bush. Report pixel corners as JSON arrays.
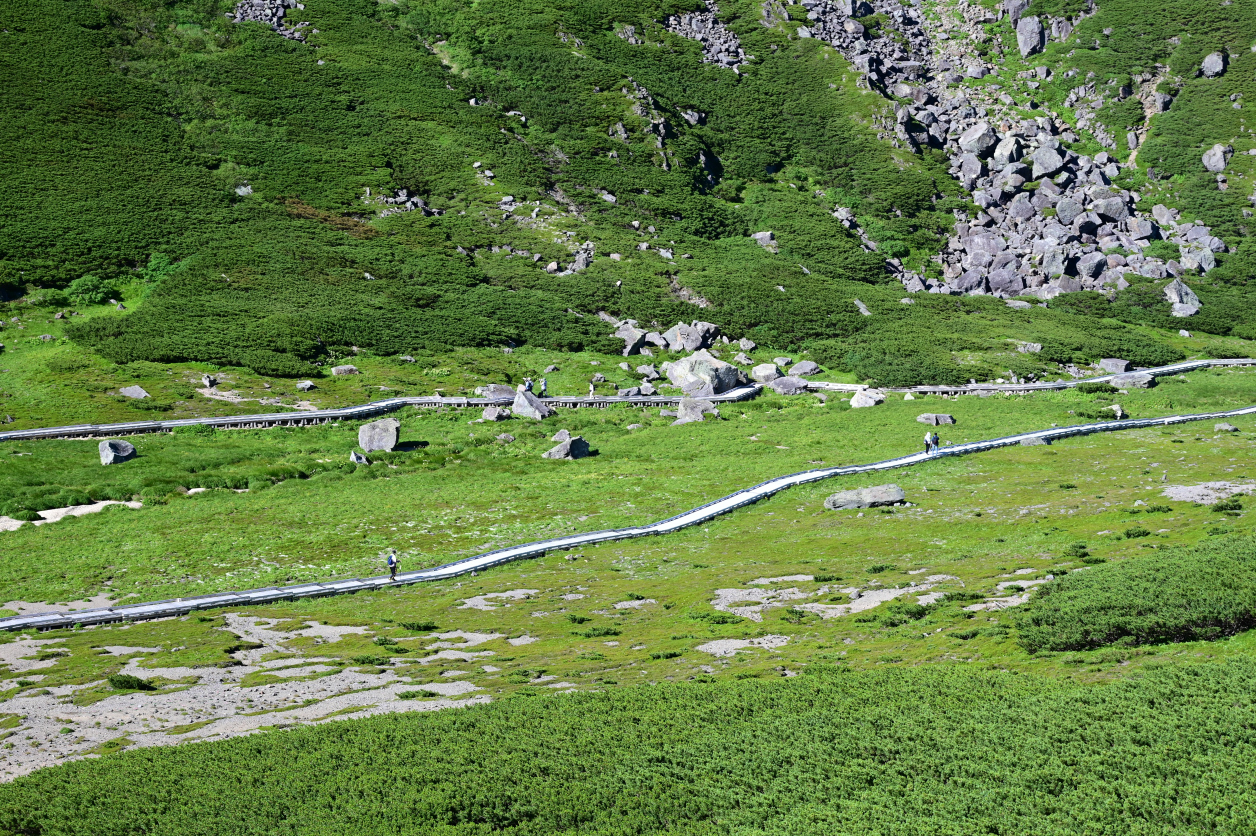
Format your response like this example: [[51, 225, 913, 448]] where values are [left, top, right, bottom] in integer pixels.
[[573, 626, 621, 638], [1017, 537, 1256, 652], [107, 674, 154, 691], [1077, 382, 1118, 395]]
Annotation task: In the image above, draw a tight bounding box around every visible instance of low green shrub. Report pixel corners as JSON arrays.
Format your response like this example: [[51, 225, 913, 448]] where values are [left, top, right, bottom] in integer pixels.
[[397, 690, 441, 700], [1017, 537, 1256, 652], [573, 626, 620, 638], [107, 674, 154, 691], [1077, 382, 1118, 395]]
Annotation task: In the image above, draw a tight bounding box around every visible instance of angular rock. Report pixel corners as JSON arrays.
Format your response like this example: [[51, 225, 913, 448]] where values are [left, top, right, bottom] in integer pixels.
[[331, 365, 359, 376], [1201, 52, 1227, 78], [1091, 197, 1129, 223], [1163, 278, 1201, 308], [476, 384, 517, 399], [296, 380, 316, 392], [750, 231, 778, 253], [482, 406, 510, 421], [119, 385, 150, 400], [1111, 372, 1155, 389], [613, 321, 648, 356], [769, 376, 809, 396], [673, 398, 720, 425], [666, 349, 743, 394], [496, 433, 515, 444], [1098, 358, 1131, 374], [992, 136, 1023, 168], [543, 436, 590, 459], [1020, 436, 1048, 446], [201, 374, 217, 388], [916, 413, 956, 426], [958, 122, 998, 158], [512, 389, 555, 420], [739, 337, 756, 351], [849, 388, 885, 408], [1215, 423, 1239, 433], [1054, 198, 1083, 226], [824, 484, 906, 510], [551, 429, 571, 443], [751, 363, 783, 383], [734, 352, 754, 365], [1029, 145, 1065, 179], [1016, 16, 1045, 57], [789, 360, 821, 377], [359, 417, 400, 452], [99, 439, 136, 466], [1202, 144, 1233, 173], [636, 364, 659, 380], [349, 451, 369, 464]]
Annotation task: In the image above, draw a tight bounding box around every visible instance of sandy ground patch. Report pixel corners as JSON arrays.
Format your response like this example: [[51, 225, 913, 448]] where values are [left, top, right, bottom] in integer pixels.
[[508, 635, 538, 646], [561, 593, 585, 600], [695, 636, 790, 658], [195, 387, 317, 412], [458, 589, 539, 611], [795, 585, 930, 619], [1161, 482, 1256, 504], [0, 638, 68, 673], [965, 595, 1031, 611], [100, 646, 162, 656], [422, 631, 504, 649], [0, 501, 143, 532], [995, 577, 1053, 592], [3, 594, 119, 616], [420, 650, 495, 665]]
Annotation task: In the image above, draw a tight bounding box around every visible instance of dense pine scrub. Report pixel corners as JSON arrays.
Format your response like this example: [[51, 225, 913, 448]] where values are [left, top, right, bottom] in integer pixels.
[[1018, 535, 1256, 653], [4, 663, 1256, 834]]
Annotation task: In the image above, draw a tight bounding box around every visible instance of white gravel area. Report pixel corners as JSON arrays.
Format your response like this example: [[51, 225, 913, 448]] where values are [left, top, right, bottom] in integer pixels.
[[0, 638, 67, 673], [710, 587, 811, 622], [421, 631, 504, 649], [794, 585, 929, 619], [1161, 482, 1256, 504], [507, 635, 538, 646], [0, 501, 143, 532], [746, 575, 814, 585], [695, 635, 790, 658], [458, 589, 539, 611], [3, 594, 119, 615], [613, 598, 656, 609]]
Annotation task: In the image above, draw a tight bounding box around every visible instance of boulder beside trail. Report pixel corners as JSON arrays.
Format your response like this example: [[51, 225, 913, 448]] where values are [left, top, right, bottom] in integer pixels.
[[849, 388, 885, 408], [666, 349, 744, 394], [751, 363, 783, 383], [916, 413, 955, 426], [1111, 372, 1155, 389], [482, 407, 510, 422], [824, 484, 906, 510], [543, 436, 590, 459], [477, 384, 518, 399], [512, 389, 554, 421], [1098, 358, 1130, 374], [1020, 437, 1048, 446], [789, 360, 821, 377], [672, 398, 719, 425], [1215, 423, 1239, 433], [358, 417, 400, 452], [99, 440, 136, 466], [768, 376, 809, 395]]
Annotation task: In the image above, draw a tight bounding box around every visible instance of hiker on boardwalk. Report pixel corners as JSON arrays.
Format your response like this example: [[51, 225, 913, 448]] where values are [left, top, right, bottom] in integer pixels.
[[523, 377, 534, 393], [539, 378, 547, 396], [387, 550, 399, 581], [930, 431, 940, 453], [588, 380, 596, 397], [923, 431, 932, 455]]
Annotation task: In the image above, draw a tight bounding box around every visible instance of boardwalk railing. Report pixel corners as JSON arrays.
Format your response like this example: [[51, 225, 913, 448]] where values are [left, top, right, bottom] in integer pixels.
[[2, 358, 1252, 444], [4, 399, 1253, 632]]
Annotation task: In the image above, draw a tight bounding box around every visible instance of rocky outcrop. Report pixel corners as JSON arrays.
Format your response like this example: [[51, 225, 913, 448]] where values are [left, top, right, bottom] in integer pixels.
[[232, 0, 309, 41], [849, 388, 885, 408], [1164, 278, 1201, 317], [512, 390, 555, 421], [543, 436, 590, 459], [665, 349, 744, 394], [672, 398, 720, 425], [768, 376, 809, 395], [665, 2, 750, 70]]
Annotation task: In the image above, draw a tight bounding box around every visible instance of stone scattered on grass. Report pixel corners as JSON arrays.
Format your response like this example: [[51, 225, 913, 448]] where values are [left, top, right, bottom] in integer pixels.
[[358, 417, 400, 452], [916, 413, 955, 426], [119, 386, 150, 400], [824, 484, 905, 510], [543, 436, 590, 459], [99, 440, 136, 466]]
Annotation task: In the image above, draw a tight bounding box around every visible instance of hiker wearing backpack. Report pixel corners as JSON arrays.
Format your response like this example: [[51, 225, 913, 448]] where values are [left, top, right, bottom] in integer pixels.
[[387, 550, 399, 581]]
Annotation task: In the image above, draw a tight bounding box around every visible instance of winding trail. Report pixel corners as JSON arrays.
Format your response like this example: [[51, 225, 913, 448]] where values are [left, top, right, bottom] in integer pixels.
[[4, 394, 1253, 632], [1, 359, 1251, 443]]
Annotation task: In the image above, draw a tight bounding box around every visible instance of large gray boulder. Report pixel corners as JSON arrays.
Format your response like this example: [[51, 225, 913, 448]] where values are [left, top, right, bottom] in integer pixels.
[[296, 380, 316, 392], [99, 439, 135, 466], [1201, 52, 1227, 78], [331, 365, 359, 376], [768, 376, 809, 395], [751, 363, 783, 383], [1004, 0, 1029, 24], [1055, 198, 1083, 226], [1164, 278, 1201, 317], [824, 484, 906, 510], [1016, 15, 1045, 57], [359, 417, 400, 452], [849, 388, 885, 408], [1215, 423, 1239, 433], [672, 398, 720, 425], [1202, 144, 1233, 173], [349, 451, 369, 464], [789, 360, 821, 377], [958, 122, 998, 157], [1030, 146, 1065, 179], [543, 436, 590, 459], [916, 413, 955, 426], [612, 320, 648, 356], [1098, 358, 1131, 374], [476, 384, 518, 399], [750, 231, 778, 253], [1091, 196, 1129, 223], [119, 386, 150, 400], [1111, 372, 1155, 389], [482, 406, 510, 421], [512, 389, 554, 420], [666, 349, 743, 394]]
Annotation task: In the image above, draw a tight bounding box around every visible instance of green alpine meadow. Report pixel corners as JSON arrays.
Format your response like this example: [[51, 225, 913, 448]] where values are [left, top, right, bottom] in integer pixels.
[[1, 0, 1256, 831]]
